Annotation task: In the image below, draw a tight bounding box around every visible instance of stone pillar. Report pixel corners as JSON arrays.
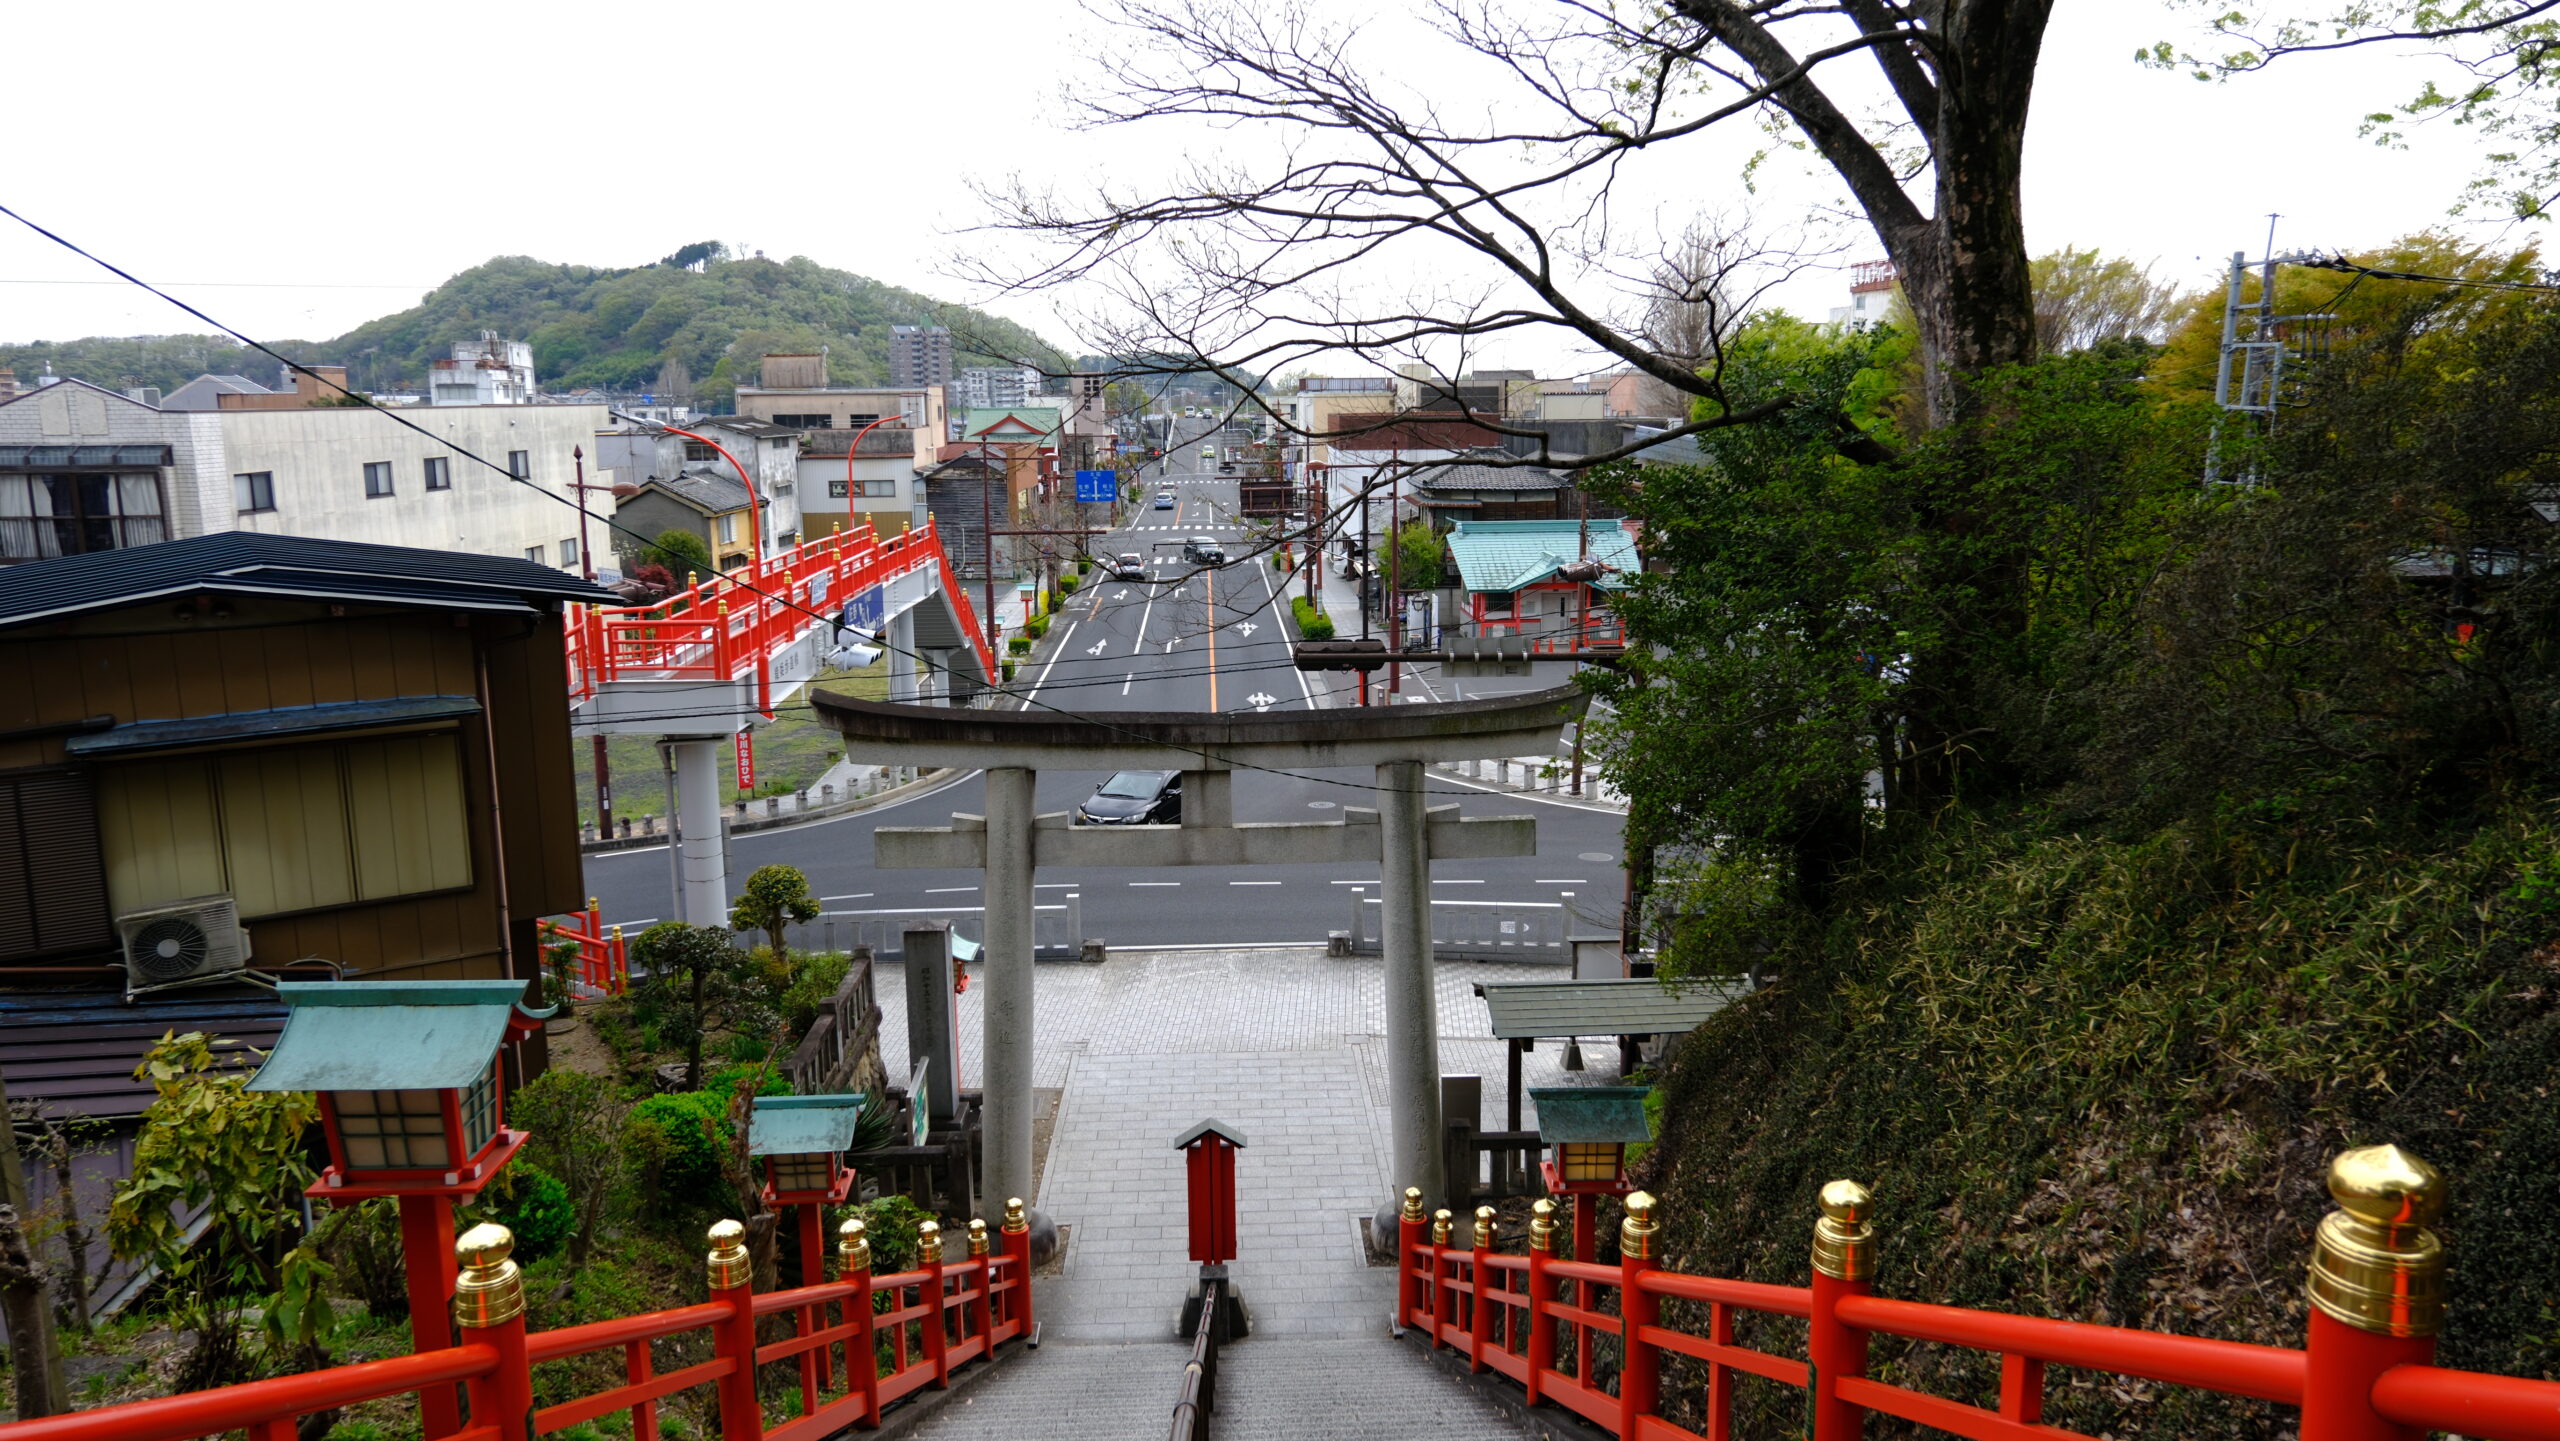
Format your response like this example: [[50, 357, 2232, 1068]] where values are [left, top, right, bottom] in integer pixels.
[[671, 738, 727, 925], [1376, 759, 1444, 1212], [982, 767, 1037, 1220], [901, 924, 961, 1127], [888, 609, 920, 703]]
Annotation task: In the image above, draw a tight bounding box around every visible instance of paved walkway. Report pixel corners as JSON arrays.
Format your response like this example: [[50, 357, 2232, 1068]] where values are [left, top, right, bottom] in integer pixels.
[[881, 946, 1610, 1438]]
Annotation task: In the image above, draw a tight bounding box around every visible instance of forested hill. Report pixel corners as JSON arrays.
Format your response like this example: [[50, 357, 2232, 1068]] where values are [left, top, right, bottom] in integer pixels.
[[0, 249, 1067, 408]]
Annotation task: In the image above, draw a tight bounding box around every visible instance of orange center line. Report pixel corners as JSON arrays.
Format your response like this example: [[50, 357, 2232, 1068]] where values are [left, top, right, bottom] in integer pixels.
[[1206, 565, 1219, 712]]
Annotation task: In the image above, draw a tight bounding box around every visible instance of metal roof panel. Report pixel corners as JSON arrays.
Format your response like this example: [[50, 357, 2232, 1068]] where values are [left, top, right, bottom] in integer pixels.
[[1477, 978, 1748, 1039]]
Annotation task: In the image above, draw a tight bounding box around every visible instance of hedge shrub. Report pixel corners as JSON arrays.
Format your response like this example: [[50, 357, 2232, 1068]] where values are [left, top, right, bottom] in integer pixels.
[[1290, 595, 1334, 641]]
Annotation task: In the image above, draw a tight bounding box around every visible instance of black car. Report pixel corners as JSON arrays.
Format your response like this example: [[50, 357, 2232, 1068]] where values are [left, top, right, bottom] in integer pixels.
[[1075, 769, 1181, 824]]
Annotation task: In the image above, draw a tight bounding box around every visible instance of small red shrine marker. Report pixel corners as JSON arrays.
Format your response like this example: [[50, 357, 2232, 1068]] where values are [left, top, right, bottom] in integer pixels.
[[1176, 1119, 1246, 1266]]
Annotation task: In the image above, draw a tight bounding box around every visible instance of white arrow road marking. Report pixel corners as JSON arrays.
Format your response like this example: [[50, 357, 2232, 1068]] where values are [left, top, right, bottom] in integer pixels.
[[1112, 590, 1129, 600], [1165, 638, 1180, 651], [1086, 638, 1109, 656], [1246, 691, 1277, 710], [1234, 621, 1258, 638]]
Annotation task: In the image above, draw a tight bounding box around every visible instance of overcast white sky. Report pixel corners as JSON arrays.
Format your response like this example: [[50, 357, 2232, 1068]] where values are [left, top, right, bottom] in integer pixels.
[[0, 1, 2530, 370]]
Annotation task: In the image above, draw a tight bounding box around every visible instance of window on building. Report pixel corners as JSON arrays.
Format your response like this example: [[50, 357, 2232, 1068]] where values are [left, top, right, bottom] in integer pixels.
[[685, 442, 718, 462], [846, 413, 880, 427], [524, 545, 545, 563], [558, 538, 578, 567], [772, 414, 834, 429], [0, 472, 169, 560], [94, 733, 473, 919], [0, 769, 109, 961], [233, 471, 276, 513], [828, 479, 850, 499], [507, 450, 531, 479], [862, 477, 897, 498], [1481, 590, 1515, 615], [716, 514, 737, 543], [363, 461, 394, 498], [768, 438, 791, 450], [424, 457, 451, 490]]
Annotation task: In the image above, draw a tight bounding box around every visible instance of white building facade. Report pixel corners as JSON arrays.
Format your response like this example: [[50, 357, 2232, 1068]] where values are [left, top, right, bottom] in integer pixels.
[[0, 378, 615, 572], [430, 335, 539, 405]]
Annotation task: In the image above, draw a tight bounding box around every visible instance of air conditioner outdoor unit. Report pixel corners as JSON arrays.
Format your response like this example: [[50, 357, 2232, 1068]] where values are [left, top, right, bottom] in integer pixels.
[[116, 896, 252, 999]]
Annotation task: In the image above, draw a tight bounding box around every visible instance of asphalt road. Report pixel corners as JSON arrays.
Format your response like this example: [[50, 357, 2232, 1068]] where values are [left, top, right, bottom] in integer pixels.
[[580, 418, 1633, 949]]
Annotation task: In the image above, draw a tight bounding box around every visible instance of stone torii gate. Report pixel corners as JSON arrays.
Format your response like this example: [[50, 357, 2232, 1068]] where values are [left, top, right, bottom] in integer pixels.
[[807, 685, 1589, 1232]]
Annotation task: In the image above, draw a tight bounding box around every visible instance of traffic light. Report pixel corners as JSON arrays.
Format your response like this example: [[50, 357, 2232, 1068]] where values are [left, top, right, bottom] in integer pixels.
[[1293, 639, 1390, 672]]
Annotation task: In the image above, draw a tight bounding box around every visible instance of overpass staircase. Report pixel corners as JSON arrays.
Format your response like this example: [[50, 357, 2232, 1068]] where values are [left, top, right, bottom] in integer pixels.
[[565, 519, 994, 740]]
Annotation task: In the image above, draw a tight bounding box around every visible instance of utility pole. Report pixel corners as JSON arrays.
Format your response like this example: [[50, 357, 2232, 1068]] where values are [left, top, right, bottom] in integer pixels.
[[1572, 489, 1589, 797], [570, 446, 614, 840], [1387, 464, 1403, 696], [1358, 476, 1373, 706]]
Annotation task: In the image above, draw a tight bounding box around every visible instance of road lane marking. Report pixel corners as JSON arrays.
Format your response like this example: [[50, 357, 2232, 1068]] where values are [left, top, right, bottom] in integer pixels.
[[1122, 673, 1134, 694], [613, 917, 661, 928], [1431, 879, 1485, 885], [1205, 564, 1219, 711], [925, 886, 979, 894], [1129, 881, 1182, 887], [821, 894, 873, 902], [1228, 880, 1281, 886], [1534, 879, 1589, 885]]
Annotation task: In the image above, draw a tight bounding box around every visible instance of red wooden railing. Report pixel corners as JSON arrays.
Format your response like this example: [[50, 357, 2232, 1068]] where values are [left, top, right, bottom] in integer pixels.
[[1, 1205, 1038, 1441], [564, 520, 994, 712], [538, 900, 628, 998], [1397, 1146, 2560, 1441]]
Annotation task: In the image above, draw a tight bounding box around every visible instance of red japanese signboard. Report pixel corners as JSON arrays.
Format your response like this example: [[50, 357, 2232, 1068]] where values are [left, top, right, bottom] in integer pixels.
[[734, 728, 754, 791]]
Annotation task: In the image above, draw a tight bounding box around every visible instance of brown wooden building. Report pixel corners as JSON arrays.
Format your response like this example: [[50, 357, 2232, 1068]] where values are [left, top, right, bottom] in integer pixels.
[[0, 533, 612, 1310]]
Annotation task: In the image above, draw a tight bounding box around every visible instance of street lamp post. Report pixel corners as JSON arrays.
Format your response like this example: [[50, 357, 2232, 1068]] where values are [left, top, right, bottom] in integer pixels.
[[622, 419, 764, 565], [843, 412, 907, 538]]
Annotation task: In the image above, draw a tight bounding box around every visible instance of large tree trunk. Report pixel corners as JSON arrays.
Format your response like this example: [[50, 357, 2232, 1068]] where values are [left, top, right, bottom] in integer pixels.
[[1879, 1, 2050, 425]]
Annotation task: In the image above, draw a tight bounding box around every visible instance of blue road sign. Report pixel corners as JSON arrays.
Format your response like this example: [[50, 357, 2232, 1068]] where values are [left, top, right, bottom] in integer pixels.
[[1074, 468, 1116, 504]]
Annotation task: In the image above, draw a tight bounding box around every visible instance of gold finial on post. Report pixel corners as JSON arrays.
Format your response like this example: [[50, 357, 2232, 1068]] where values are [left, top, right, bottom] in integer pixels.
[[838, 1217, 872, 1272], [1401, 1187, 1426, 1223], [1811, 1180, 1874, 1281], [1432, 1209, 1453, 1246], [967, 1219, 990, 1258], [1473, 1206, 1497, 1250], [706, 1218, 750, 1289], [1002, 1197, 1029, 1235], [587, 895, 599, 912], [453, 1222, 523, 1327], [918, 1218, 943, 1262], [2309, 1144, 2446, 1337], [1621, 1191, 1660, 1262], [687, 570, 700, 590], [1529, 1200, 1557, 1254]]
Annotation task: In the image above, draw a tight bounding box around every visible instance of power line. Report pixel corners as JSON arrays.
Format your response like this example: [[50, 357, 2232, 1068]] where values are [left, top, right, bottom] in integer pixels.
[[0, 202, 1556, 801]]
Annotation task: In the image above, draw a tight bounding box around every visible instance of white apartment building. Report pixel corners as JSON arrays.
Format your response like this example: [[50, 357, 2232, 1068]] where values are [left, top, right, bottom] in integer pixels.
[[0, 377, 613, 571], [431, 334, 539, 405], [957, 364, 1043, 411]]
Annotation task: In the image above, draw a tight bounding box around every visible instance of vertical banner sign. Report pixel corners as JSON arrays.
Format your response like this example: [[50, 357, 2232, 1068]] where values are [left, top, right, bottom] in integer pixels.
[[735, 727, 755, 790], [1074, 468, 1116, 504]]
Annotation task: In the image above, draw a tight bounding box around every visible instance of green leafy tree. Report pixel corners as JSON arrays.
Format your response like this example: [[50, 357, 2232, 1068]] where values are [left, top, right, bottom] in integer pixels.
[[731, 864, 820, 961], [1588, 316, 2210, 920], [507, 1069, 627, 1267], [1374, 520, 1446, 592], [629, 922, 768, 1090], [648, 527, 713, 580], [106, 1033, 336, 1391]]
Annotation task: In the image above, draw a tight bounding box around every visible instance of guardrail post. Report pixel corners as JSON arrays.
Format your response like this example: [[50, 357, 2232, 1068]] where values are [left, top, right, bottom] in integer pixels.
[[1002, 1197, 1037, 1342], [1429, 1210, 1453, 1349], [1807, 1181, 1875, 1441], [1618, 1191, 1661, 1436], [706, 1220, 761, 1441], [454, 1223, 533, 1441], [1469, 1206, 1496, 1371], [1525, 1199, 1556, 1407], [840, 1218, 880, 1428], [1396, 1187, 1426, 1333], [919, 1219, 950, 1386], [2300, 1146, 2443, 1441], [966, 1220, 996, 1347]]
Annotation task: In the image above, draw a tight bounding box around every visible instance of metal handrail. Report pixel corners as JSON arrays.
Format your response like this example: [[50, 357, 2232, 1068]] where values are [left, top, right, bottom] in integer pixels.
[[1167, 1278, 1223, 1441]]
